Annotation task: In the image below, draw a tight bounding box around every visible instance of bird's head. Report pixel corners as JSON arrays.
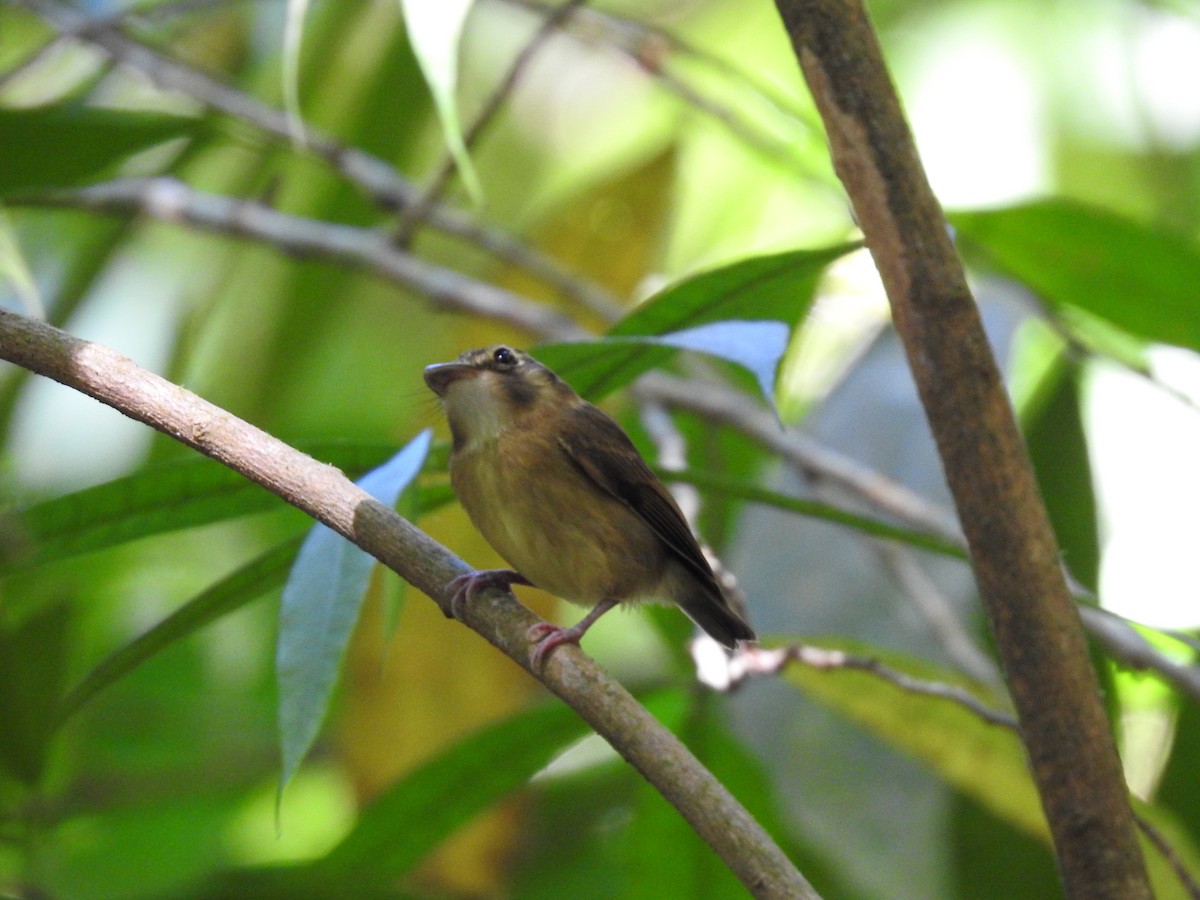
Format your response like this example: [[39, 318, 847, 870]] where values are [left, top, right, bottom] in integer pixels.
[[424, 345, 574, 449]]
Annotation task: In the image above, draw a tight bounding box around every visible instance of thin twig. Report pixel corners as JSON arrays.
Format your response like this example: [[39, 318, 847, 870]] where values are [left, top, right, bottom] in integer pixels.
[[498, 0, 829, 174], [635, 371, 964, 539], [393, 0, 592, 248], [502, 0, 813, 127], [0, 308, 818, 899], [1078, 605, 1200, 704], [18, 177, 586, 341], [1134, 813, 1200, 900], [13, 0, 621, 318], [736, 642, 1017, 728], [871, 542, 1001, 686]]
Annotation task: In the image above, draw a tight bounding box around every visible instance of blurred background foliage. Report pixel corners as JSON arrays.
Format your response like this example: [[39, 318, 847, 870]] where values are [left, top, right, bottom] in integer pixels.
[[1, 0, 1199, 897]]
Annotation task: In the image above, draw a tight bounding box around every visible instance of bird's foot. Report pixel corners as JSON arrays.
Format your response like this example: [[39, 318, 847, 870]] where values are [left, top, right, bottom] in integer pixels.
[[447, 569, 532, 621], [526, 597, 618, 669], [526, 622, 587, 670]]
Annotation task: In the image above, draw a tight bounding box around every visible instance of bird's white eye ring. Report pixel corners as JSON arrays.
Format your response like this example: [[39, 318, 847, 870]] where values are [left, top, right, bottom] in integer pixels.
[[493, 347, 516, 367]]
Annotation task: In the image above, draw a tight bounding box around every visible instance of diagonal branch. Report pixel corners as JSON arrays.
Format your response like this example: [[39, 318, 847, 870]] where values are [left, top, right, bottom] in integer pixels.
[[772, 1, 1150, 896], [0, 307, 818, 900], [20, 177, 585, 341]]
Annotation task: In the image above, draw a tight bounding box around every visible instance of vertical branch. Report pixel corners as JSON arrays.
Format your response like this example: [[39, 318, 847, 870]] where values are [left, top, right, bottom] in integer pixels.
[[771, 1, 1151, 897]]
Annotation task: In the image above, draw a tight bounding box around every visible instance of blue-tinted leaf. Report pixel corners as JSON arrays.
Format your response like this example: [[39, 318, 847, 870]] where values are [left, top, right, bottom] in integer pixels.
[[537, 243, 856, 399], [539, 320, 790, 414], [277, 430, 432, 792], [652, 320, 790, 409]]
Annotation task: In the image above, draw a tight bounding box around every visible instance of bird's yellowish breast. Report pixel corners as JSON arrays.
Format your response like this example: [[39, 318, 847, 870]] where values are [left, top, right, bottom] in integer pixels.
[[451, 430, 664, 605]]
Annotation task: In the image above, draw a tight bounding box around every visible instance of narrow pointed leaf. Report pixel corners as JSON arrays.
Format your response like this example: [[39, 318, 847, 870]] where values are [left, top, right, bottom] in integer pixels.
[[311, 700, 588, 885], [781, 638, 1042, 836], [398, 0, 482, 200], [56, 536, 304, 726], [536, 243, 856, 399], [276, 430, 432, 792], [2, 442, 445, 573]]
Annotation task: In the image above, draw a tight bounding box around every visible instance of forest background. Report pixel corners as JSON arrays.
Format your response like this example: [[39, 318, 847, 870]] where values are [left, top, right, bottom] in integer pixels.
[[1, 0, 1199, 897]]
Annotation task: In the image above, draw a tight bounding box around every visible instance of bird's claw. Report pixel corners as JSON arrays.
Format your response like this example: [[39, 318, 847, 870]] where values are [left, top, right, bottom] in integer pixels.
[[526, 622, 583, 670], [446, 569, 530, 621]]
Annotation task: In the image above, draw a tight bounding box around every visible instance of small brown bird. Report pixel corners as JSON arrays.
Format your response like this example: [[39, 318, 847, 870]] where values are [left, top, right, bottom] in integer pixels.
[[424, 345, 755, 668]]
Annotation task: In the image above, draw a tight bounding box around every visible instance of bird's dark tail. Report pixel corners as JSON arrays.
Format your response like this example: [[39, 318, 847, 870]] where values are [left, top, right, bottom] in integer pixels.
[[680, 590, 756, 649]]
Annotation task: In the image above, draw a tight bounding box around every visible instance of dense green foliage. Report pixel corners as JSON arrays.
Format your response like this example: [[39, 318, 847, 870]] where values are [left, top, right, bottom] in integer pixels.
[[1, 0, 1198, 897]]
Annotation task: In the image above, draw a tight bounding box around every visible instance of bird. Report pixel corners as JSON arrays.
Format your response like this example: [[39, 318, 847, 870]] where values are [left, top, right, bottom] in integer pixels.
[[424, 344, 756, 668]]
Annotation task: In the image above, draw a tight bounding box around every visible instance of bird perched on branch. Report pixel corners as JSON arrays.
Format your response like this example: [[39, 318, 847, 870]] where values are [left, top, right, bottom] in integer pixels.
[[424, 344, 756, 668]]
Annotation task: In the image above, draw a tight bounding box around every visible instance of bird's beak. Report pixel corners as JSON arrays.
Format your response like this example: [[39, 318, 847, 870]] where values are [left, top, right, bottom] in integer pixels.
[[423, 361, 478, 397]]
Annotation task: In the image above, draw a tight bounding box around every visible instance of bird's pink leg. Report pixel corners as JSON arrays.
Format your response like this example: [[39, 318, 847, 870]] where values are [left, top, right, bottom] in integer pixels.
[[527, 597, 619, 669], [447, 569, 533, 621]]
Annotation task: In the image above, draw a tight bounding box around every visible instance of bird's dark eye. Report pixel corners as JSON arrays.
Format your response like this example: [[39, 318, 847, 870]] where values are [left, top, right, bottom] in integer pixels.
[[493, 347, 517, 368]]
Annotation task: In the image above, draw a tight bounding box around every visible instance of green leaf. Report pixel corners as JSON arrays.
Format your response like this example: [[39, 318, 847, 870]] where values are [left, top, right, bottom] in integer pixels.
[[277, 431, 432, 793], [953, 200, 1200, 353], [2, 459, 274, 573], [0, 105, 196, 197], [55, 536, 304, 726], [0, 603, 71, 783], [1023, 358, 1100, 592], [308, 699, 590, 887], [282, 0, 315, 143], [2, 442, 442, 574], [398, 0, 482, 201], [780, 639, 1044, 838], [948, 792, 1060, 899], [0, 206, 43, 316], [535, 243, 857, 400], [624, 697, 817, 898]]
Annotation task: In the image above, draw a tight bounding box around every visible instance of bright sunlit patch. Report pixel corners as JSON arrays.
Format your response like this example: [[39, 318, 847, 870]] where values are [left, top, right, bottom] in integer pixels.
[[1085, 353, 1200, 630], [226, 766, 356, 865], [778, 248, 889, 421], [1116, 663, 1182, 800], [898, 13, 1048, 208], [1132, 13, 1200, 148], [531, 731, 620, 782]]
